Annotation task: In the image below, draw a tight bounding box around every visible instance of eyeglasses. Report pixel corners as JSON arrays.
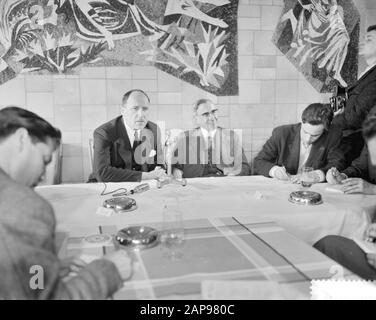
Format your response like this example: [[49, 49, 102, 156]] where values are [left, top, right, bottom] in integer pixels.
[[198, 110, 218, 118]]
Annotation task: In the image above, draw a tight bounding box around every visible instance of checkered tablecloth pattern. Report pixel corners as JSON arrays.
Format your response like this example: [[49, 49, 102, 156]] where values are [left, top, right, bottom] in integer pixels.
[[57, 216, 358, 299]]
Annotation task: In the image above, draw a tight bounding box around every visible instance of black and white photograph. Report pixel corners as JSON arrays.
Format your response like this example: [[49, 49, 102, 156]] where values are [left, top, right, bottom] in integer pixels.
[[0, 0, 376, 303]]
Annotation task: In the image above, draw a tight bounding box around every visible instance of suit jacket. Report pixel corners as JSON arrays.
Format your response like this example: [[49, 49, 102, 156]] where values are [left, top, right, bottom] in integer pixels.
[[343, 145, 376, 183], [88, 116, 164, 182], [172, 127, 250, 178], [0, 168, 122, 299], [253, 123, 346, 177], [332, 65, 376, 134]]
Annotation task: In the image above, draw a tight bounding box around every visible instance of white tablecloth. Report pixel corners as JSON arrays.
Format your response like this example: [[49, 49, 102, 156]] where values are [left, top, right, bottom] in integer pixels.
[[36, 176, 376, 245]]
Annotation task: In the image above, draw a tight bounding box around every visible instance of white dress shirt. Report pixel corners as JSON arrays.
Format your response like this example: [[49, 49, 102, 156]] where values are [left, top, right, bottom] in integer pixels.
[[200, 127, 217, 147], [298, 130, 312, 172], [123, 118, 140, 147]]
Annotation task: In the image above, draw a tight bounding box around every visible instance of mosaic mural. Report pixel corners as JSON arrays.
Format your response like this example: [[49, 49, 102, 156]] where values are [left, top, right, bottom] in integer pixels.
[[0, 0, 239, 95], [272, 0, 360, 93]]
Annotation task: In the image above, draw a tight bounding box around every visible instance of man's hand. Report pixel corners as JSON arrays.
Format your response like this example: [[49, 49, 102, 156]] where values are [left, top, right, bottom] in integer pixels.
[[341, 178, 376, 194], [365, 223, 376, 243], [59, 256, 87, 278], [326, 167, 347, 185], [142, 167, 167, 180], [367, 253, 376, 269], [172, 168, 183, 180], [223, 167, 239, 176], [270, 166, 290, 181], [104, 250, 133, 281]]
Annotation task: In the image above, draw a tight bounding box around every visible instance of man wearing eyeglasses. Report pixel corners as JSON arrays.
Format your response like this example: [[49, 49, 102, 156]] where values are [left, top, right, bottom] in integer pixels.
[[171, 99, 250, 178]]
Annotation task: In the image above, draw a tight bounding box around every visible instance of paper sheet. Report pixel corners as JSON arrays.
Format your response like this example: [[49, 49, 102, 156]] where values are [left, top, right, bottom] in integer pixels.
[[325, 185, 344, 194]]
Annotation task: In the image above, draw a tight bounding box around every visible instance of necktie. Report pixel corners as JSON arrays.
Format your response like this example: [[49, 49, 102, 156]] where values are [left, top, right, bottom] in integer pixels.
[[208, 135, 213, 165], [132, 130, 142, 170], [133, 130, 140, 151]]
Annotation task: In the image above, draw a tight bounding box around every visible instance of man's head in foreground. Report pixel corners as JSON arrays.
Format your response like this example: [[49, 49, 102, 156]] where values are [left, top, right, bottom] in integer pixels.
[[0, 106, 61, 187]]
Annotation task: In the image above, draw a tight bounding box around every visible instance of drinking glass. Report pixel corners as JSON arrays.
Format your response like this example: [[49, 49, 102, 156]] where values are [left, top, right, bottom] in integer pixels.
[[300, 166, 314, 188], [160, 199, 185, 259]]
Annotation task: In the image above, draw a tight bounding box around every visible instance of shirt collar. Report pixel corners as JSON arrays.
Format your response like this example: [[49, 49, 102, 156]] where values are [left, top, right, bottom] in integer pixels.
[[123, 117, 140, 142], [200, 127, 216, 140], [359, 62, 376, 80], [300, 126, 311, 149]]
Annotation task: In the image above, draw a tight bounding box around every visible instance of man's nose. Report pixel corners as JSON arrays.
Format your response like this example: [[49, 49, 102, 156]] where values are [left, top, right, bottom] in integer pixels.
[[137, 109, 144, 117]]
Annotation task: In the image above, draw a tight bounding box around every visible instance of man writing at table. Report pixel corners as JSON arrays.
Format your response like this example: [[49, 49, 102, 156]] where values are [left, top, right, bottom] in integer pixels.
[[0, 107, 132, 299], [314, 116, 376, 280], [172, 98, 250, 178], [88, 89, 167, 182], [253, 103, 346, 183]]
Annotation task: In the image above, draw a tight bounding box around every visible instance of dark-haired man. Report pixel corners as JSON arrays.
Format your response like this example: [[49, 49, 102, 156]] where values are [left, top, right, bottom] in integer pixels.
[[88, 89, 166, 182], [332, 25, 376, 164], [0, 107, 132, 299], [254, 103, 345, 182], [314, 116, 376, 280]]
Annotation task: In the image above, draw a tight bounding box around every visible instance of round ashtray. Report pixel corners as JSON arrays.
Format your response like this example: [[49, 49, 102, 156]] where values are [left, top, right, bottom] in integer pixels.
[[103, 197, 137, 212], [288, 191, 323, 205], [115, 226, 159, 250]]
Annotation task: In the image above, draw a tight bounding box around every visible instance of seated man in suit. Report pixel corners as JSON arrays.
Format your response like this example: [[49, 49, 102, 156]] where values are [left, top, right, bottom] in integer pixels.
[[88, 89, 167, 182], [314, 116, 376, 280], [172, 99, 250, 178], [0, 107, 132, 299], [254, 103, 346, 182]]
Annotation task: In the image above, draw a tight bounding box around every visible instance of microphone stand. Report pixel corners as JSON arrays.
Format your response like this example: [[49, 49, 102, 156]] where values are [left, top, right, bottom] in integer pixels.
[[157, 131, 187, 189]]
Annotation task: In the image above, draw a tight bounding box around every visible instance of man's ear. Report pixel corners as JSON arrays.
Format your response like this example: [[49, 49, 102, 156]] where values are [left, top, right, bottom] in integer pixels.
[[14, 127, 30, 152]]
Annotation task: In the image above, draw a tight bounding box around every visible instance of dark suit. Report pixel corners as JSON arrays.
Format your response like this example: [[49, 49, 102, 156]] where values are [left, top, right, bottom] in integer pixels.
[[314, 236, 376, 281], [343, 145, 376, 183], [253, 123, 346, 177], [0, 168, 123, 299], [88, 116, 164, 182], [172, 127, 250, 178], [332, 65, 376, 163]]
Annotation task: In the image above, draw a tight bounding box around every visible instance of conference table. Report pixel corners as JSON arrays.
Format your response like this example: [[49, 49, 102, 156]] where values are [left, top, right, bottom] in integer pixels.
[[36, 176, 375, 299]]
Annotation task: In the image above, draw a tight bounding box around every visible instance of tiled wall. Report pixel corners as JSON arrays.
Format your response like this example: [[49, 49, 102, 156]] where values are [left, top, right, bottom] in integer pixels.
[[0, 0, 375, 183]]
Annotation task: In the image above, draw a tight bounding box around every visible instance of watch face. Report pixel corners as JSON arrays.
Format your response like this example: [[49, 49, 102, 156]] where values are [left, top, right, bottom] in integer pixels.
[[103, 197, 136, 211]]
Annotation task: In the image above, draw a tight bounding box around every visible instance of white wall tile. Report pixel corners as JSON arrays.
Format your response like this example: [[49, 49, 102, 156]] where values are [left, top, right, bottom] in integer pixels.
[[80, 79, 107, 105], [27, 92, 54, 118], [53, 79, 80, 105], [0, 78, 25, 105], [81, 105, 107, 131]]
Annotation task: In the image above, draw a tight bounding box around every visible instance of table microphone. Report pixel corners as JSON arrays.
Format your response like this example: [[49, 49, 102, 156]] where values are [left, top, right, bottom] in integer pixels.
[[129, 183, 150, 194]]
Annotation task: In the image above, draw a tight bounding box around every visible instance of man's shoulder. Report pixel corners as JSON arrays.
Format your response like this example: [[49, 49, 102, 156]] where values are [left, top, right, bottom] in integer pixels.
[[326, 124, 342, 139], [272, 123, 299, 136], [0, 175, 54, 224], [95, 116, 122, 134]]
